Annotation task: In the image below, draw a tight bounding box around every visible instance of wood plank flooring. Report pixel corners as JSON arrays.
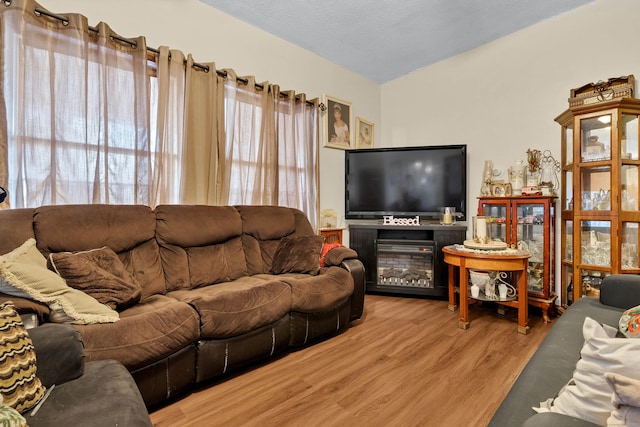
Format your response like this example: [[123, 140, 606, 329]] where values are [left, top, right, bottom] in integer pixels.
[[150, 294, 553, 427]]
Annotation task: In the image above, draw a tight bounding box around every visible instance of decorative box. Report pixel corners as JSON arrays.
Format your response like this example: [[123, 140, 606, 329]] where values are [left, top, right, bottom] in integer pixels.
[[569, 75, 634, 107]]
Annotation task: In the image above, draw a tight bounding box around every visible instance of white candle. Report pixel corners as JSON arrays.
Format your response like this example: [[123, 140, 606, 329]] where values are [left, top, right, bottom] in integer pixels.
[[476, 217, 487, 240]]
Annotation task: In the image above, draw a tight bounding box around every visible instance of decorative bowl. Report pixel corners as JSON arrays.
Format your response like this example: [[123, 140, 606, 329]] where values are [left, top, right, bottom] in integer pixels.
[[469, 270, 491, 287]]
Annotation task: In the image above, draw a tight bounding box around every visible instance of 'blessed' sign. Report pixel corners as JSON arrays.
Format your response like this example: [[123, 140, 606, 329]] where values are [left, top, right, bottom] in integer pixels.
[[382, 215, 421, 226]]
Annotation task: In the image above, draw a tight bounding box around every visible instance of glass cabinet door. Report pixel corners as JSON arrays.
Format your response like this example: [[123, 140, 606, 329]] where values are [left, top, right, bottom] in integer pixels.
[[580, 220, 611, 267], [621, 114, 639, 160], [564, 220, 573, 263], [580, 166, 611, 211], [565, 124, 574, 165], [564, 170, 573, 211], [515, 203, 550, 296], [480, 201, 510, 244], [581, 115, 612, 162], [622, 222, 640, 270], [621, 165, 639, 211]]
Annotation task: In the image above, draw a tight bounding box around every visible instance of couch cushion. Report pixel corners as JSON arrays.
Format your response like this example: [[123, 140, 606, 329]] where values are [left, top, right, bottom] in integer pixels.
[[49, 247, 142, 311], [30, 359, 152, 427], [0, 209, 34, 256], [33, 205, 165, 299], [168, 277, 292, 339], [266, 267, 354, 313], [155, 205, 248, 291], [73, 295, 199, 370], [155, 205, 242, 247], [186, 238, 248, 288], [236, 205, 314, 275], [270, 235, 324, 275], [237, 205, 297, 241]]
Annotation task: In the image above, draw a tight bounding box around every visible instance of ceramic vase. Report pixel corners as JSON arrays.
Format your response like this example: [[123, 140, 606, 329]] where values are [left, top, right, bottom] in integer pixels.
[[480, 160, 494, 196], [508, 160, 526, 196]]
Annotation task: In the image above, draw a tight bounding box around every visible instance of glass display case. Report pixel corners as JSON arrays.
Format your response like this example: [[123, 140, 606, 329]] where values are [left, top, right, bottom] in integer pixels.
[[556, 98, 640, 304], [478, 196, 557, 321]]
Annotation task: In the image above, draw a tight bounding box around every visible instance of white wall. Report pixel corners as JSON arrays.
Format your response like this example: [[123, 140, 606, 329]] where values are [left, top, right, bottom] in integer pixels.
[[382, 0, 640, 217], [44, 0, 380, 229]]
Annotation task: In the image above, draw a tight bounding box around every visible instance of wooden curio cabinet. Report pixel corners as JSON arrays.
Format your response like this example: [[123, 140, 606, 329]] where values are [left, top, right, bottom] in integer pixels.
[[556, 98, 640, 304], [477, 196, 557, 321]]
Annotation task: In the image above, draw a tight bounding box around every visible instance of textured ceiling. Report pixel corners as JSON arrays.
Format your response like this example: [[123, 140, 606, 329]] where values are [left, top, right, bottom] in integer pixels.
[[200, 0, 595, 83]]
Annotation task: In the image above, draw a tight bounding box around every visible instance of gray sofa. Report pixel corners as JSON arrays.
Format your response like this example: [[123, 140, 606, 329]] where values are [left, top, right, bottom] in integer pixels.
[[489, 274, 640, 427], [27, 323, 151, 426]]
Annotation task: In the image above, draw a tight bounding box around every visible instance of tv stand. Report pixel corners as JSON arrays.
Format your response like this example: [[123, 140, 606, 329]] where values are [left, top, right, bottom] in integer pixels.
[[348, 222, 467, 297]]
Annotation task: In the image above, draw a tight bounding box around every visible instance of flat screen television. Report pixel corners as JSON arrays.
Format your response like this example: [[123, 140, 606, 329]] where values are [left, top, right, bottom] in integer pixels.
[[345, 145, 467, 220]]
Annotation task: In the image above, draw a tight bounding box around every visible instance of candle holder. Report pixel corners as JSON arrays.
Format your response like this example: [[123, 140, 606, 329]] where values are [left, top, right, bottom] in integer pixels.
[[440, 207, 456, 225]]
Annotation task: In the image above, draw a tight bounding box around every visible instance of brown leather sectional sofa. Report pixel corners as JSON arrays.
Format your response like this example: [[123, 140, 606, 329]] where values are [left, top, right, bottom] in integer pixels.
[[0, 204, 365, 407]]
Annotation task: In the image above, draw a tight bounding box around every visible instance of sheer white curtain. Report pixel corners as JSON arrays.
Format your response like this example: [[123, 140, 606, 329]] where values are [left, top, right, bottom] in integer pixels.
[[220, 70, 275, 206], [221, 70, 319, 227], [276, 89, 318, 225], [0, 0, 181, 208]]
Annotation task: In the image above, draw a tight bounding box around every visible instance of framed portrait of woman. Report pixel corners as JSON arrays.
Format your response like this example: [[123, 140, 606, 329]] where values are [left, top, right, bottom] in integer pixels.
[[323, 95, 352, 150], [355, 117, 374, 149]]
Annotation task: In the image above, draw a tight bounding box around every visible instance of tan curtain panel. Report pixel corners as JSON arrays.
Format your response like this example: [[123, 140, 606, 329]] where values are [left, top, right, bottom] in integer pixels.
[[153, 46, 185, 206], [180, 57, 223, 205]]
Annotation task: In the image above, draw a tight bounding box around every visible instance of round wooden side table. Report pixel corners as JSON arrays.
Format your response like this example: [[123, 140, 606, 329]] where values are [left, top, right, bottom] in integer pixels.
[[443, 245, 531, 335]]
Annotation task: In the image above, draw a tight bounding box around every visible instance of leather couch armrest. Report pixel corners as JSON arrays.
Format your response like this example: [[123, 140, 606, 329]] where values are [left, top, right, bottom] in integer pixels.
[[28, 323, 85, 387], [323, 246, 358, 267], [0, 293, 50, 323], [600, 274, 640, 309], [341, 258, 365, 321]]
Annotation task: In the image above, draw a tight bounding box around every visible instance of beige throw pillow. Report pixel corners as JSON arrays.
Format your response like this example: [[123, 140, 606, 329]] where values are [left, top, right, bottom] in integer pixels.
[[0, 239, 118, 324]]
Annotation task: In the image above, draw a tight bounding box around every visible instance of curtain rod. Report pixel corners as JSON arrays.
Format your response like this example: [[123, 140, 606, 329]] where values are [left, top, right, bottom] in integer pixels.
[[33, 7, 315, 106]]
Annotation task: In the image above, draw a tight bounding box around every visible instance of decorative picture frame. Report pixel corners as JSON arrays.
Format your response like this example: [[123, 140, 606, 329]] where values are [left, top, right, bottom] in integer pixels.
[[323, 95, 353, 150], [504, 183, 513, 197], [491, 183, 506, 197], [355, 117, 374, 149]]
